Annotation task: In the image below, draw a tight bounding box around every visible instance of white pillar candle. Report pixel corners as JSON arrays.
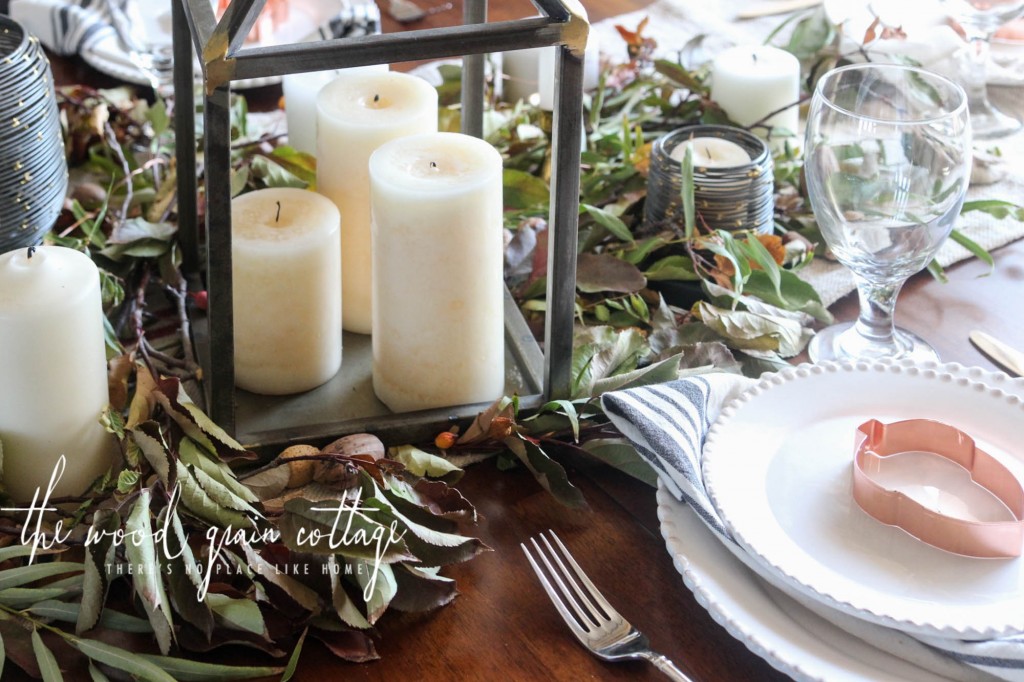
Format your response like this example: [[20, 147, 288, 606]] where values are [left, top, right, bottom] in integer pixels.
[[0, 246, 115, 501], [711, 45, 800, 139], [670, 136, 752, 168], [317, 71, 438, 335], [232, 187, 341, 395], [369, 132, 505, 413], [500, 47, 542, 104], [283, 65, 389, 156]]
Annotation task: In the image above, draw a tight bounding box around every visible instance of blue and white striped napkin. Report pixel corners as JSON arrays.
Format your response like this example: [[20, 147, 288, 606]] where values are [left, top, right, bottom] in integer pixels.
[[3, 0, 380, 58], [602, 373, 1024, 682]]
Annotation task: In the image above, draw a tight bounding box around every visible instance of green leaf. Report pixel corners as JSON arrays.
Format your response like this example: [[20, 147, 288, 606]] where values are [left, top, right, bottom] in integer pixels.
[[78, 509, 119, 634], [589, 353, 684, 396], [503, 168, 550, 210], [961, 198, 1024, 220], [31, 629, 62, 682], [249, 155, 308, 189], [206, 594, 266, 636], [350, 559, 396, 624], [389, 445, 463, 482], [693, 300, 812, 357], [644, 255, 700, 281], [571, 326, 650, 398], [88, 663, 111, 682], [530, 400, 581, 441], [582, 439, 658, 486], [123, 489, 173, 655], [136, 654, 285, 682], [582, 203, 634, 242], [176, 462, 254, 528], [73, 638, 176, 682], [948, 229, 995, 275], [741, 270, 833, 323], [328, 556, 372, 630], [281, 627, 308, 682], [503, 436, 587, 509], [241, 544, 321, 614], [161, 507, 214, 640], [268, 146, 317, 188], [0, 588, 69, 609], [178, 438, 259, 504], [30, 600, 152, 633], [742, 234, 782, 297], [0, 562, 83, 591], [0, 627, 5, 678]]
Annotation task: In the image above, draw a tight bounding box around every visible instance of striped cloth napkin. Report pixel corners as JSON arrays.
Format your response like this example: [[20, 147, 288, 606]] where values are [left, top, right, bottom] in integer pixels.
[[2, 0, 379, 58], [602, 373, 1024, 682]]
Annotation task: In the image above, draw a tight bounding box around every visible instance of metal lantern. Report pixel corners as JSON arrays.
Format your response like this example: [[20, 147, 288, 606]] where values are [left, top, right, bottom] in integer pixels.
[[172, 0, 585, 447]]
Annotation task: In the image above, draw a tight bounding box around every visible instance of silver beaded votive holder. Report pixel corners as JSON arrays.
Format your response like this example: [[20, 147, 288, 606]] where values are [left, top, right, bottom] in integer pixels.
[[0, 16, 68, 254], [644, 125, 773, 235]]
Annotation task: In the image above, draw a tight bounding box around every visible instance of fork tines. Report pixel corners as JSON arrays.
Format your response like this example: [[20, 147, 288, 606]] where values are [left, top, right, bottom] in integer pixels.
[[521, 530, 612, 636]]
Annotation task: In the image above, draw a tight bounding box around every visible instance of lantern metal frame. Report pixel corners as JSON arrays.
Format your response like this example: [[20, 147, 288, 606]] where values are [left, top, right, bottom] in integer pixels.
[[172, 0, 584, 447]]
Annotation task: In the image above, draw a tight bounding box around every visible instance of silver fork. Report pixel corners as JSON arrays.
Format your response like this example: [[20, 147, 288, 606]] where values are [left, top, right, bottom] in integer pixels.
[[521, 530, 695, 681]]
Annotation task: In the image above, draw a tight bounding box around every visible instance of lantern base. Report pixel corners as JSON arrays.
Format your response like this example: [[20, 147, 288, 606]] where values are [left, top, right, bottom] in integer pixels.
[[190, 287, 544, 450]]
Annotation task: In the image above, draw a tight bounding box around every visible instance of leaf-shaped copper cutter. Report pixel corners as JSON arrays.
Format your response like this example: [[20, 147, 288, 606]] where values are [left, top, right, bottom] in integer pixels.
[[852, 419, 1024, 558]]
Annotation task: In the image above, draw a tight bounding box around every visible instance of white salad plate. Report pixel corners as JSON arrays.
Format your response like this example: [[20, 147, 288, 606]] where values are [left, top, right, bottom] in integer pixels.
[[702, 362, 1024, 640]]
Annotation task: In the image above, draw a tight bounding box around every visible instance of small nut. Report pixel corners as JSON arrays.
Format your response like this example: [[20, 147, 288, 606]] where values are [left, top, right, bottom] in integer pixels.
[[321, 433, 385, 462], [279, 444, 319, 488]]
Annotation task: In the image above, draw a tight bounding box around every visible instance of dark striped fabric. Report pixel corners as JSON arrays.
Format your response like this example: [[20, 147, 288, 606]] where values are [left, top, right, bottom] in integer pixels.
[[603, 374, 1024, 681], [6, 0, 379, 57]]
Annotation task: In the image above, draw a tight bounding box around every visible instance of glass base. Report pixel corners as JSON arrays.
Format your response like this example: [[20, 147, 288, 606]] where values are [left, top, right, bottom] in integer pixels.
[[808, 322, 941, 364], [969, 102, 1023, 140]]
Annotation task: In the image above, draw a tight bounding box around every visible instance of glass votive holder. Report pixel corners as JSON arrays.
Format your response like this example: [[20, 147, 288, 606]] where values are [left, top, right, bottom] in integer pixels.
[[644, 124, 774, 235]]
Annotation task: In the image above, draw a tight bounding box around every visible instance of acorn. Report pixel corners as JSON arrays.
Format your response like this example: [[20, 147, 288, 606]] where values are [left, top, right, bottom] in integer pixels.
[[279, 444, 319, 488], [321, 433, 385, 461]]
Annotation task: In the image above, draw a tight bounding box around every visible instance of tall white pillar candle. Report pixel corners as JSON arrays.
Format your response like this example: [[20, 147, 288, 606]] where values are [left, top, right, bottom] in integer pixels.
[[283, 65, 389, 156], [232, 187, 342, 395], [369, 132, 505, 413], [711, 45, 800, 138], [499, 47, 542, 104], [317, 71, 438, 335], [0, 246, 115, 501]]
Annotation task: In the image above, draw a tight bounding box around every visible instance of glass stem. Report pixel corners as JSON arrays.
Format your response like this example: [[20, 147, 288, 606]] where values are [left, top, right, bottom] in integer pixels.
[[852, 276, 903, 348], [962, 35, 993, 113]]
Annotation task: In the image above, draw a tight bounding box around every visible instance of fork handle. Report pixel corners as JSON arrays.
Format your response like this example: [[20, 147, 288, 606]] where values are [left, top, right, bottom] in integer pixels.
[[649, 654, 695, 682]]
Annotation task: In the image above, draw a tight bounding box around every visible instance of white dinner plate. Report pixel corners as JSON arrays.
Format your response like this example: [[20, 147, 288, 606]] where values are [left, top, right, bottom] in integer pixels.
[[702, 362, 1024, 640], [657, 484, 958, 682]]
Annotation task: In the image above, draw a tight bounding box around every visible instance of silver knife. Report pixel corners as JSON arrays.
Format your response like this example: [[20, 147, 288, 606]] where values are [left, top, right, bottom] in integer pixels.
[[970, 330, 1024, 377]]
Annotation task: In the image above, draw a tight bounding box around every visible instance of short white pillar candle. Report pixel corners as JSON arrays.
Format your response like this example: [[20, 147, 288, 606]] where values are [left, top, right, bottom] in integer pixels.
[[283, 65, 389, 156], [0, 246, 115, 501], [711, 45, 801, 139], [368, 132, 505, 413], [670, 136, 752, 168], [317, 71, 438, 335], [232, 187, 342, 395], [500, 47, 542, 104]]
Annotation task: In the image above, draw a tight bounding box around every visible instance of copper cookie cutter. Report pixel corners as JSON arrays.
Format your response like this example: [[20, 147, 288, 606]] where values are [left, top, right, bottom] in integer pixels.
[[852, 418, 1024, 558]]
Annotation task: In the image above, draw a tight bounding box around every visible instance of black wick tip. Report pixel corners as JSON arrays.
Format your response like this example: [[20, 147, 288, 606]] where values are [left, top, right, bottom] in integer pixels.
[[373, 93, 380, 103], [275, 201, 281, 223], [430, 161, 437, 169], [27, 245, 36, 258], [752, 53, 758, 64]]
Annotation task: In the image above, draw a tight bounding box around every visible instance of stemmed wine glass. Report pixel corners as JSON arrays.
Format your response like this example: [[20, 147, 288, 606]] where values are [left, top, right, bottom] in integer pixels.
[[942, 0, 1024, 138], [805, 64, 972, 363]]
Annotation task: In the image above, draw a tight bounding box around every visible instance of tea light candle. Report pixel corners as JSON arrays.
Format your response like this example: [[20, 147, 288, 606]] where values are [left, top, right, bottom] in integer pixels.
[[317, 71, 438, 334], [670, 136, 752, 168], [283, 65, 389, 156], [232, 187, 341, 395], [368, 132, 505, 413], [0, 246, 115, 501], [711, 45, 800, 138]]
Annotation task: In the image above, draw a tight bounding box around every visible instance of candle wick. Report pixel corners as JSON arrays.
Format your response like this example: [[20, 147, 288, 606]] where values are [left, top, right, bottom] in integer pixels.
[[373, 93, 380, 103], [27, 245, 35, 259], [430, 161, 438, 169], [703, 145, 713, 161], [752, 53, 758, 64], [275, 201, 281, 223]]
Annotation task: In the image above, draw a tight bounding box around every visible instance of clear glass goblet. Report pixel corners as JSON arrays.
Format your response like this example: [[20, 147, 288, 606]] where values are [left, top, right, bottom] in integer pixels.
[[805, 64, 972, 363], [942, 0, 1024, 138]]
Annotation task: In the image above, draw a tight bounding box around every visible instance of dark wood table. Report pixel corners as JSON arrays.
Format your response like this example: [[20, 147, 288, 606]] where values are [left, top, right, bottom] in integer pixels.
[[41, 1, 1024, 680]]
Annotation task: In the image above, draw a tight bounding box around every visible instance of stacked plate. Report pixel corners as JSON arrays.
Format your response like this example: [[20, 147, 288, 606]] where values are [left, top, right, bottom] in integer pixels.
[[0, 16, 68, 254], [645, 124, 774, 235]]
